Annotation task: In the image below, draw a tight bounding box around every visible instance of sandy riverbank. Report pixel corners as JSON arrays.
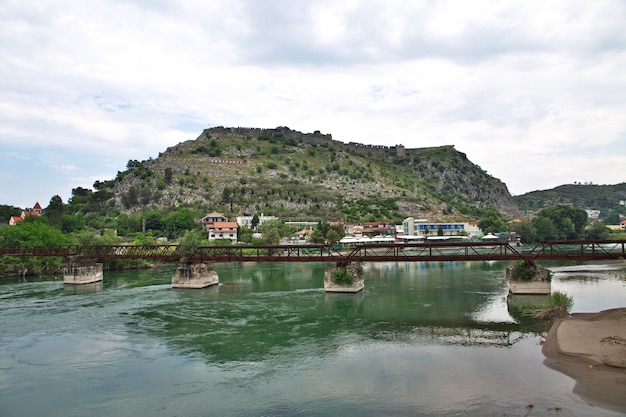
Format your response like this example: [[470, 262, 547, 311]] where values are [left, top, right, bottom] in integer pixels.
[[542, 308, 626, 412]]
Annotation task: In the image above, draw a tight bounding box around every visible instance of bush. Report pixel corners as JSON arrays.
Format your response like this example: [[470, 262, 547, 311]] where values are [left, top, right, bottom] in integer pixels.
[[545, 291, 574, 310], [511, 260, 536, 281], [332, 267, 354, 285], [533, 291, 573, 320]]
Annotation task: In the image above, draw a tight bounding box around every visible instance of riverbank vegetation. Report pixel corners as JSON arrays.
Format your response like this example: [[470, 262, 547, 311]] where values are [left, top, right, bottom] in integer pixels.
[[533, 291, 574, 320]]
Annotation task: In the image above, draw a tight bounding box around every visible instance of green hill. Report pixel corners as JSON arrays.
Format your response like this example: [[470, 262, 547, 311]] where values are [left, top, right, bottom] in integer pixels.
[[68, 126, 518, 224], [513, 183, 626, 221]]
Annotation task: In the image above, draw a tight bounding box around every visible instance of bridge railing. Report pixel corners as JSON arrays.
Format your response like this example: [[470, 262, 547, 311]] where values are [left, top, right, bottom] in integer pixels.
[[525, 239, 626, 261], [344, 241, 524, 261], [1, 240, 624, 263], [186, 244, 346, 262]]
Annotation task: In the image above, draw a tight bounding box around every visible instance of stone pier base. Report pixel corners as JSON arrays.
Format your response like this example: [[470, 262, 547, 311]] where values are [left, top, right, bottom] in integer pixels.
[[172, 263, 219, 289], [506, 262, 551, 295], [64, 262, 104, 285], [324, 263, 364, 293]]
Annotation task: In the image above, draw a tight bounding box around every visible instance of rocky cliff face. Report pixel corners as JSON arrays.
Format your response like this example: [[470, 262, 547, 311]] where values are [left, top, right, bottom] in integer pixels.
[[102, 126, 518, 221]]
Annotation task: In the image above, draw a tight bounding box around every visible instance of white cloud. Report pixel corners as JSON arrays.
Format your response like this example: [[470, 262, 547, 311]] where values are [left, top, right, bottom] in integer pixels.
[[1, 0, 625, 206]]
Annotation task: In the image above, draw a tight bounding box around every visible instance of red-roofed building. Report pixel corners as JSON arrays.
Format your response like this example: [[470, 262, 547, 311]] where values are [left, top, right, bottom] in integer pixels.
[[362, 221, 396, 236], [201, 211, 238, 243], [8, 202, 42, 226], [201, 211, 228, 227], [8, 216, 23, 226], [207, 221, 238, 243]]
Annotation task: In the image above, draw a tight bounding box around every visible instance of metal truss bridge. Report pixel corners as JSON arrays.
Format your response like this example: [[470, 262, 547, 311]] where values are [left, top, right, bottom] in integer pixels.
[[1, 240, 625, 264]]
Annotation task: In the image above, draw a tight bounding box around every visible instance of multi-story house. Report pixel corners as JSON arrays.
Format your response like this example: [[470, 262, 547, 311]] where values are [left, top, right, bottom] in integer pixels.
[[201, 211, 238, 243]]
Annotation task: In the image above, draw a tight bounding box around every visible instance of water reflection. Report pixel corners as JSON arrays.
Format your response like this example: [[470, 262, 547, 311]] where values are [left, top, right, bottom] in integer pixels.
[[123, 261, 548, 365], [64, 281, 103, 295], [2, 260, 625, 416]]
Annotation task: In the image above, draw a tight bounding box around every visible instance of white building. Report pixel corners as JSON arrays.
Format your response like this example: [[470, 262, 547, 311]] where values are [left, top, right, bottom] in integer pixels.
[[402, 217, 481, 238], [201, 211, 238, 243], [207, 221, 238, 243], [236, 214, 278, 229]]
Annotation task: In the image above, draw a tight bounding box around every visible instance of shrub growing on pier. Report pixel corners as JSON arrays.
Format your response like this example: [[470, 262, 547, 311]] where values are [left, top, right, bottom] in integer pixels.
[[507, 260, 552, 283], [511, 260, 534, 281], [332, 267, 355, 285]]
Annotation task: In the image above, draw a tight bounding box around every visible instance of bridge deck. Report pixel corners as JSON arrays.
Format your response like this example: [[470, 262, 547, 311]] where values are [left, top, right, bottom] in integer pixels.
[[1, 240, 625, 263]]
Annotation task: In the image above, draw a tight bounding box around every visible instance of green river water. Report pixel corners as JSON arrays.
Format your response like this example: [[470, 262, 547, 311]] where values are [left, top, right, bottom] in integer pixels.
[[1, 260, 625, 416]]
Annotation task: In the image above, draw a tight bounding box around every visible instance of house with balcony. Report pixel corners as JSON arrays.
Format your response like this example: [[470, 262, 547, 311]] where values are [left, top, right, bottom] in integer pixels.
[[201, 211, 228, 227], [201, 211, 238, 243], [207, 221, 238, 243]]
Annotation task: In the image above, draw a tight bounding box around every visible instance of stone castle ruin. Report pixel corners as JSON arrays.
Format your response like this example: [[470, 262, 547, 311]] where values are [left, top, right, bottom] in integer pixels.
[[198, 126, 453, 158]]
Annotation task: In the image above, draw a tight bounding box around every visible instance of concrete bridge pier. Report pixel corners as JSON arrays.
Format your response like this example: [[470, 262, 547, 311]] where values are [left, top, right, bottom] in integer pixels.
[[172, 262, 219, 289], [324, 262, 364, 293], [506, 261, 551, 295], [64, 259, 103, 285]]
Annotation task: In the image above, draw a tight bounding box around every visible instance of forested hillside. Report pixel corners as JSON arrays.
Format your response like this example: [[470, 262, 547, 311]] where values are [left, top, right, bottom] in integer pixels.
[[513, 183, 626, 222]]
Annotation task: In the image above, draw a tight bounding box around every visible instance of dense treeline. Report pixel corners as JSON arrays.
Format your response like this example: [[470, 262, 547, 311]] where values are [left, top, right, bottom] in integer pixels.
[[481, 204, 611, 243]]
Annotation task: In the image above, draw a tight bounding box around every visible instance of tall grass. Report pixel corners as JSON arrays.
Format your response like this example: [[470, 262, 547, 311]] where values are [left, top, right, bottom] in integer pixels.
[[533, 291, 573, 320]]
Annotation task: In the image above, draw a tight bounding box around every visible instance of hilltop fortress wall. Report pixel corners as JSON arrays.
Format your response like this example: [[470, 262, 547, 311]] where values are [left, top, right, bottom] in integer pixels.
[[199, 126, 453, 157]]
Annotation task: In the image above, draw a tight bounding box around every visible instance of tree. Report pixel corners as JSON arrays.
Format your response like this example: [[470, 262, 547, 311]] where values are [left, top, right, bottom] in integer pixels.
[[71, 230, 100, 246], [309, 229, 325, 244], [61, 213, 85, 233], [536, 205, 587, 239], [164, 167, 173, 184], [510, 219, 537, 243], [258, 219, 289, 239], [251, 214, 260, 230], [326, 229, 341, 243], [238, 226, 254, 243], [478, 208, 507, 234], [585, 220, 610, 239], [164, 208, 197, 238], [328, 223, 346, 240], [71, 229, 122, 246], [45, 195, 65, 228], [0, 217, 70, 276], [178, 229, 205, 250], [73, 186, 92, 196], [532, 217, 557, 241], [132, 231, 156, 245], [115, 213, 143, 235], [0, 204, 21, 222], [263, 228, 280, 245], [142, 210, 164, 233], [122, 186, 139, 208], [603, 212, 621, 225], [316, 221, 330, 237]]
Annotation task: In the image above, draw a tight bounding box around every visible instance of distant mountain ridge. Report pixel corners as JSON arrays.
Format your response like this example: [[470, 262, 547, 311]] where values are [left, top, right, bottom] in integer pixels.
[[513, 183, 626, 219], [88, 126, 519, 222]]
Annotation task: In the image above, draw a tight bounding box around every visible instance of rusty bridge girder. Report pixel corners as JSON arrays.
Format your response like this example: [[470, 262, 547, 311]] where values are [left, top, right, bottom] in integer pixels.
[[1, 240, 625, 264]]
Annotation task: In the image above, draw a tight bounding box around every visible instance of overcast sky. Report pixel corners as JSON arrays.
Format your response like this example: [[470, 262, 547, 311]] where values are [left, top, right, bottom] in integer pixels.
[[2, 0, 625, 209]]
